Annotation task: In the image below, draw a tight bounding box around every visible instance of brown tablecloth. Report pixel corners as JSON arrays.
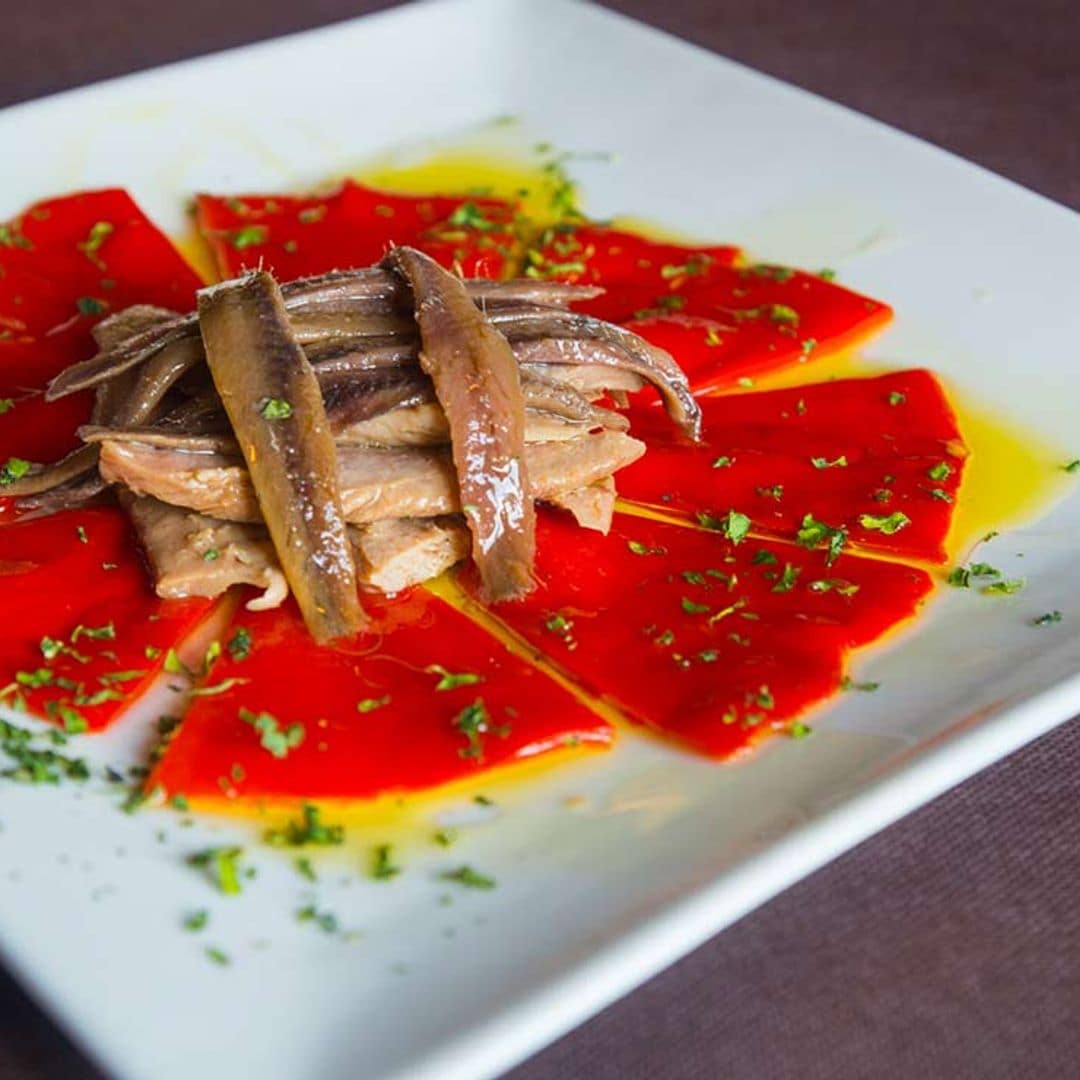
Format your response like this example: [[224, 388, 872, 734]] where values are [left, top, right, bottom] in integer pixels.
[[2, 2, 1078, 1077]]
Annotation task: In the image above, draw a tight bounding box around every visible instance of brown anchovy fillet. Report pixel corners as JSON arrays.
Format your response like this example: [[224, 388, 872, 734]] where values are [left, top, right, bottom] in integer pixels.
[[46, 275, 602, 399], [8, 307, 196, 503], [493, 310, 701, 439], [198, 271, 363, 643], [384, 247, 535, 600]]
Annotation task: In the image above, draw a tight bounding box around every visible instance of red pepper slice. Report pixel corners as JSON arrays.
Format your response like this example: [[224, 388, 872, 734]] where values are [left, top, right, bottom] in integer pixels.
[[195, 180, 521, 281], [0, 508, 213, 731], [148, 588, 611, 803], [526, 225, 891, 392], [0, 189, 204, 469], [619, 369, 965, 564], [457, 510, 932, 758]]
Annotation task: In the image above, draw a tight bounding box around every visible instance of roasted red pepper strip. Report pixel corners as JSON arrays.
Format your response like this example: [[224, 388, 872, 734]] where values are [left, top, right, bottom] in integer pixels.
[[148, 588, 610, 803], [0, 189, 203, 470], [0, 508, 213, 731], [457, 510, 932, 758], [618, 369, 966, 564], [195, 180, 521, 281], [526, 225, 891, 392], [0, 192, 211, 730]]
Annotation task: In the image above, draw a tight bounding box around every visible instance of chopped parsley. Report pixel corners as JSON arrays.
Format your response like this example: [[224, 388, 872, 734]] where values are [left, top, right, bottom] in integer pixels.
[[752, 549, 777, 566], [788, 721, 813, 738], [681, 596, 710, 615], [1062, 460, 1080, 473], [356, 695, 391, 713], [371, 844, 401, 881], [767, 303, 799, 326], [928, 461, 953, 481], [697, 509, 751, 544], [296, 905, 339, 933], [771, 563, 801, 593], [1032, 611, 1063, 626], [260, 398, 293, 420], [71, 621, 115, 642], [948, 562, 1001, 588], [810, 455, 848, 469], [447, 201, 498, 231], [808, 578, 860, 597], [226, 627, 252, 661], [204, 947, 230, 967], [626, 540, 665, 556], [453, 699, 509, 760], [796, 513, 847, 566], [265, 803, 344, 847], [439, 865, 496, 890], [229, 225, 268, 249], [887, 391, 906, 406], [858, 511, 911, 535], [76, 221, 113, 264], [239, 708, 304, 758], [184, 910, 209, 932], [426, 665, 482, 691], [0, 399, 13, 415], [841, 676, 879, 692], [187, 846, 246, 895], [0, 716, 89, 784], [711, 456, 734, 469], [75, 296, 108, 316], [982, 578, 1025, 595], [0, 457, 31, 485], [947, 566, 971, 588], [661, 255, 713, 279]]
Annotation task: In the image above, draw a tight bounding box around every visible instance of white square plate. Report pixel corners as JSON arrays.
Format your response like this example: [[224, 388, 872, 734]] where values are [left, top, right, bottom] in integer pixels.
[[2, 2, 1080, 1078]]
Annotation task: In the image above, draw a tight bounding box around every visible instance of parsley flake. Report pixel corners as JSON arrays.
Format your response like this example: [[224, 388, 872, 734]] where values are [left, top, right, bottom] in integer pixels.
[[371, 844, 401, 881], [453, 699, 509, 760], [226, 627, 252, 662], [239, 708, 305, 758], [982, 578, 1025, 595], [426, 665, 482, 691], [796, 513, 847, 566], [841, 676, 880, 692], [357, 695, 391, 713], [440, 865, 496, 890], [265, 803, 344, 848], [858, 512, 911, 535], [260, 398, 292, 420], [187, 846, 246, 895], [184, 910, 209, 932], [1032, 611, 1063, 626], [229, 225, 268, 249], [0, 457, 31, 485], [772, 563, 801, 593]]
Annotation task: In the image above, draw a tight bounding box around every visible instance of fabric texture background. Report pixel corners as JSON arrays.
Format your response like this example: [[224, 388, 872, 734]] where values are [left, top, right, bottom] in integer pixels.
[[1, 1, 1078, 1077]]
